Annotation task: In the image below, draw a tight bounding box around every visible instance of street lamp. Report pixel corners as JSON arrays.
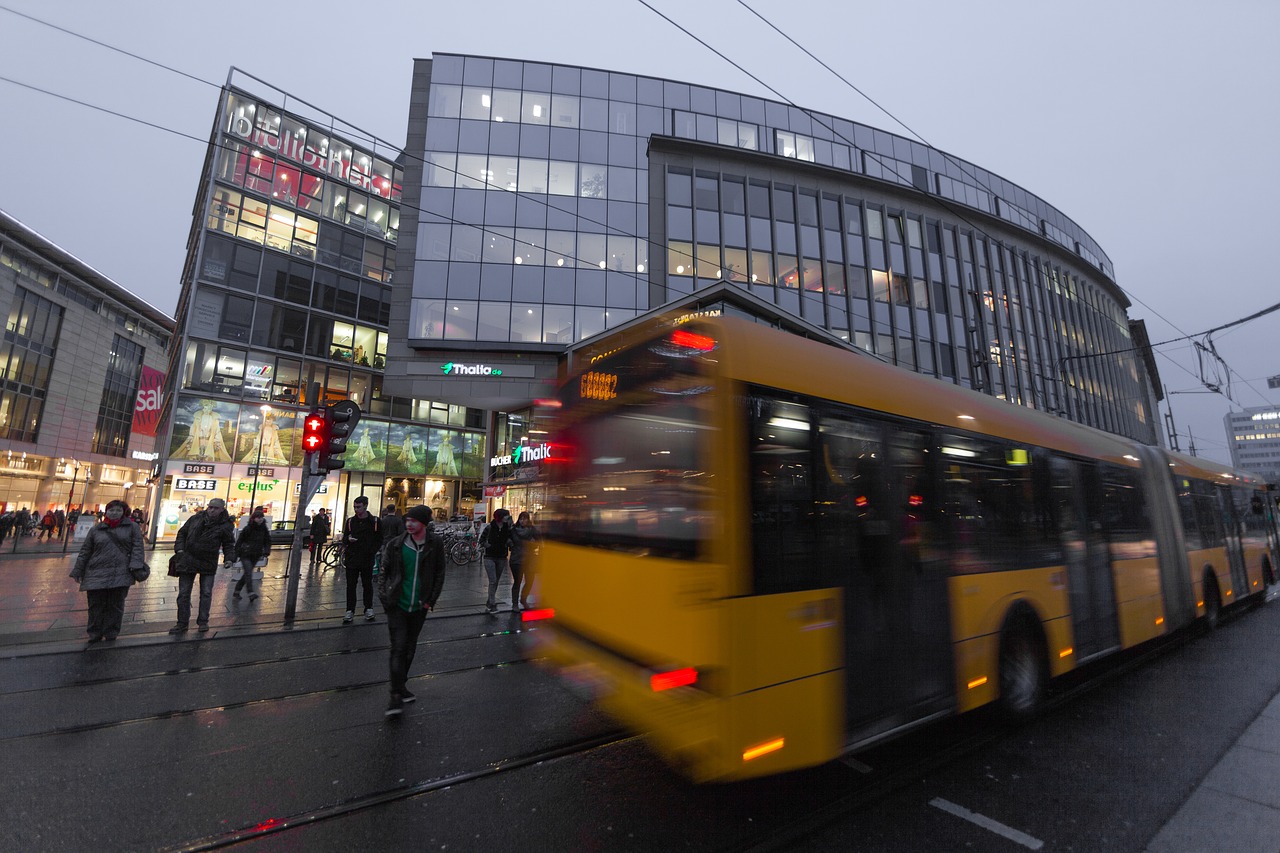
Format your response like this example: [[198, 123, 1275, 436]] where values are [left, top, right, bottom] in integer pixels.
[[60, 458, 80, 554], [247, 404, 271, 518]]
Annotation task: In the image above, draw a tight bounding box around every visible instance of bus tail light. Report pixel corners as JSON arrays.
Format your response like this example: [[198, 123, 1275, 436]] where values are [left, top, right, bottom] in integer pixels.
[[521, 608, 555, 622], [650, 667, 697, 691]]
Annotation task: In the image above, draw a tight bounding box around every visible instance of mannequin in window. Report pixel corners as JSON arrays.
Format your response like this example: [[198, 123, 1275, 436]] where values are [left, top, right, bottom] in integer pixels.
[[354, 426, 377, 466], [239, 409, 289, 465], [398, 433, 419, 466], [174, 400, 232, 462], [430, 436, 459, 477]]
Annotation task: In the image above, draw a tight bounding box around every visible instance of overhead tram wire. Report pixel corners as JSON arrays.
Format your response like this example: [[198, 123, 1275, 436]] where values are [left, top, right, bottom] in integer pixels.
[[644, 0, 1242, 411], [5, 2, 1254, 398], [0, 5, 723, 312], [0, 73, 673, 309], [632, 0, 1173, 412], [730, 0, 1280, 416]]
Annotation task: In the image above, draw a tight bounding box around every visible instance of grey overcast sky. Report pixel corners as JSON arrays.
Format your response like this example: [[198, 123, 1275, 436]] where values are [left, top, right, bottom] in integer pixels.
[[0, 0, 1276, 464]]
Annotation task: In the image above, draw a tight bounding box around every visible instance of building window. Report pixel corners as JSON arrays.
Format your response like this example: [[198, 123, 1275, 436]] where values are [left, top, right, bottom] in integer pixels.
[[0, 287, 62, 442], [92, 335, 144, 456]]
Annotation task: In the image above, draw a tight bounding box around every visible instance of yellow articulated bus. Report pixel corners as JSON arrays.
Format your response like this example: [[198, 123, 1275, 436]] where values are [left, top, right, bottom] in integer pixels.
[[524, 314, 1278, 782]]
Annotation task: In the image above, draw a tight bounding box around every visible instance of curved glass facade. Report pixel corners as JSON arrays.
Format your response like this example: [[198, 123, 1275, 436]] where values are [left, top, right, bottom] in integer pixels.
[[402, 54, 1157, 444]]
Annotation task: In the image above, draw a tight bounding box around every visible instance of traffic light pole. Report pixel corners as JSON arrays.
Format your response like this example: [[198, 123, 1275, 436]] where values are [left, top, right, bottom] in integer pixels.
[[283, 465, 326, 623]]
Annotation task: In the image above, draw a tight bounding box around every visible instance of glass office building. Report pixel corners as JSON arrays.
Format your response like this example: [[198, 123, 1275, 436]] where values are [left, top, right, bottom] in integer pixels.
[[1226, 407, 1280, 485], [159, 70, 489, 536], [388, 53, 1161, 467]]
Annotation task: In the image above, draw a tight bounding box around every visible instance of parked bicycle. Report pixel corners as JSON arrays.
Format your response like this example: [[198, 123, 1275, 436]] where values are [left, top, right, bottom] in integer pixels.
[[321, 540, 345, 569]]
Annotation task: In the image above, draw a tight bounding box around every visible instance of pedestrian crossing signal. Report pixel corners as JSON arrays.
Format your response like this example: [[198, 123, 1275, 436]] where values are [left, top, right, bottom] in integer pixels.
[[302, 409, 328, 457]]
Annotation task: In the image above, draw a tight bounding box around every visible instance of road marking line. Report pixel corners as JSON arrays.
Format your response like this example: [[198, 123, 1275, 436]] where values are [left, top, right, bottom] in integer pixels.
[[840, 756, 873, 773], [929, 797, 1044, 850]]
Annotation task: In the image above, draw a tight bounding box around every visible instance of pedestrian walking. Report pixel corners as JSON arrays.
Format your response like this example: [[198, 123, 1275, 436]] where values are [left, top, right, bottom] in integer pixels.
[[232, 509, 270, 602], [510, 511, 541, 610], [54, 508, 66, 539], [169, 498, 236, 634], [480, 508, 514, 614], [380, 504, 405, 541], [378, 505, 446, 717], [39, 509, 56, 540], [69, 499, 147, 643], [341, 496, 381, 623], [0, 510, 13, 542], [309, 508, 330, 568]]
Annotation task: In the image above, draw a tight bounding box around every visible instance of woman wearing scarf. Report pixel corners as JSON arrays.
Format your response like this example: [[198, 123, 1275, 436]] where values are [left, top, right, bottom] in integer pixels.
[[69, 499, 147, 644]]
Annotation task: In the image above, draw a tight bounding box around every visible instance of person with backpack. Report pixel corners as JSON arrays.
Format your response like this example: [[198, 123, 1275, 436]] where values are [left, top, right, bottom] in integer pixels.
[[377, 505, 447, 718], [169, 499, 236, 634], [480, 508, 514, 614], [69, 500, 147, 643], [341, 496, 382, 623]]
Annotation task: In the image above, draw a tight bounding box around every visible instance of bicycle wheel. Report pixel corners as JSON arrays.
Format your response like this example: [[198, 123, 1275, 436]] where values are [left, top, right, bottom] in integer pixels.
[[449, 540, 475, 566], [323, 542, 344, 568]]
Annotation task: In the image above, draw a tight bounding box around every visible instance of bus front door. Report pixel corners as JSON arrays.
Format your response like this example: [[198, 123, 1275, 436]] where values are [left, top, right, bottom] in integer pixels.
[[1053, 458, 1120, 662]]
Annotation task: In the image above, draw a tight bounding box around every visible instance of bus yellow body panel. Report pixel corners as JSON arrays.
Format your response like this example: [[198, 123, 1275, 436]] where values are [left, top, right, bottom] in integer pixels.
[[1113, 557, 1168, 646], [1244, 543, 1270, 595]]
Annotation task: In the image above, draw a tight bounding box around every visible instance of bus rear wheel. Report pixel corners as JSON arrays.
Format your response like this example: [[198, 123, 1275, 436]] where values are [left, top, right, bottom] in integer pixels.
[[1202, 574, 1222, 630], [998, 615, 1047, 721]]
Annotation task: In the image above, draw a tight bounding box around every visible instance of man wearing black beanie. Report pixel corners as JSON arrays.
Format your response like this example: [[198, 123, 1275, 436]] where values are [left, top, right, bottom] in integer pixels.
[[377, 504, 446, 718]]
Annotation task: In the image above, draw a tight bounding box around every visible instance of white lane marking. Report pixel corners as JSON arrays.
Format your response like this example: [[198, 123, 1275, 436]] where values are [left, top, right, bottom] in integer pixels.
[[929, 797, 1044, 850]]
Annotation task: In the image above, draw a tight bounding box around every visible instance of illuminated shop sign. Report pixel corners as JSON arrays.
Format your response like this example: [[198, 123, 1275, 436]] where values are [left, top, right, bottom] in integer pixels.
[[490, 443, 552, 467], [175, 478, 218, 491], [1251, 411, 1280, 421], [226, 110, 395, 201], [132, 451, 159, 462], [441, 362, 504, 377], [183, 463, 216, 475]]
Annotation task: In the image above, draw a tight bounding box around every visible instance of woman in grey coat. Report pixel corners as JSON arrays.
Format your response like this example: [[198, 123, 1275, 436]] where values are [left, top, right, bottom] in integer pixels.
[[70, 499, 147, 643]]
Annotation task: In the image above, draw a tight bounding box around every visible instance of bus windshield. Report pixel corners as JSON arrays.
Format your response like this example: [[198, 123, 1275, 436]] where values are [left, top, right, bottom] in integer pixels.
[[547, 331, 718, 558]]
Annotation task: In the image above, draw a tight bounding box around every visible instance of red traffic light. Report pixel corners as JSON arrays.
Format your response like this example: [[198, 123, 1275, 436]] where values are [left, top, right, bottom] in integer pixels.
[[302, 410, 328, 453]]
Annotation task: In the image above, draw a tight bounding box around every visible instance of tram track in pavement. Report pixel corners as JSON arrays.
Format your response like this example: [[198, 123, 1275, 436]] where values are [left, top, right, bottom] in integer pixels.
[[162, 730, 634, 852], [0, 621, 533, 695], [0, 624, 545, 740]]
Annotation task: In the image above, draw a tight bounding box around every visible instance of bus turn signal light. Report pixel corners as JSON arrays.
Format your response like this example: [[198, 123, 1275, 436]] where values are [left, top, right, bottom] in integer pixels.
[[650, 667, 697, 692], [521, 608, 555, 622], [742, 737, 785, 762]]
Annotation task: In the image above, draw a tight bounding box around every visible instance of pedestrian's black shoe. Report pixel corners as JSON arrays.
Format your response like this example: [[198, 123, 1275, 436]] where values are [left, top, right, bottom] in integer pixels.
[[399, 688, 416, 704], [86, 634, 103, 643], [196, 623, 209, 633], [168, 624, 188, 634], [385, 694, 404, 717]]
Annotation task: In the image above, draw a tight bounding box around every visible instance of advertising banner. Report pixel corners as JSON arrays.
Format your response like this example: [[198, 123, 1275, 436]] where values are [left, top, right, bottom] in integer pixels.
[[132, 366, 165, 437]]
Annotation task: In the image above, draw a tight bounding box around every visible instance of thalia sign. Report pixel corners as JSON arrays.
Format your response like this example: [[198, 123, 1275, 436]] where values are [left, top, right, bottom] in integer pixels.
[[490, 442, 551, 467], [441, 362, 503, 376]]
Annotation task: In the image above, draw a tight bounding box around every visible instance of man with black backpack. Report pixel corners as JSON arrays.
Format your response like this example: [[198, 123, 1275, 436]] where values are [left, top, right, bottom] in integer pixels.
[[480, 508, 513, 615]]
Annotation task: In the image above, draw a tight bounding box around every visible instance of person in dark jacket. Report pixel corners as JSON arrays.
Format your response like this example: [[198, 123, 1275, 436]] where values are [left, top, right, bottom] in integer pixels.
[[308, 508, 331, 568], [170, 498, 236, 634], [509, 511, 541, 611], [380, 504, 405, 541], [480, 508, 513, 614], [232, 510, 271, 602], [341, 496, 382, 623], [70, 499, 147, 643], [377, 504, 446, 717]]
